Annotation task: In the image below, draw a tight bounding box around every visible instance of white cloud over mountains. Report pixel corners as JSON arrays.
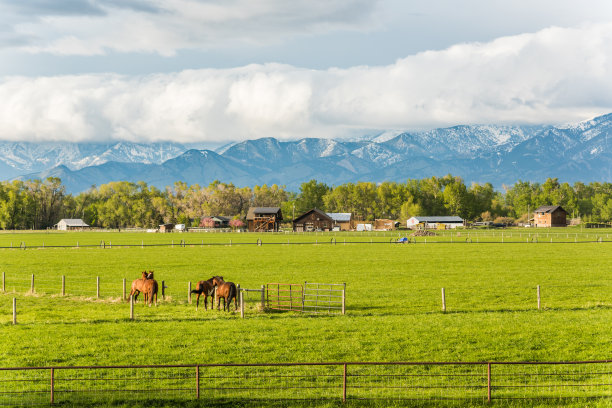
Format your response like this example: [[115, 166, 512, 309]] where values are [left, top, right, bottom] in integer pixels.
[[1, 23, 611, 143]]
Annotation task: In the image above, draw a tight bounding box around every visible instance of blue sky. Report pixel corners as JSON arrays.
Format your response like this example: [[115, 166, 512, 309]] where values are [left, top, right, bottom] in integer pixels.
[[1, 0, 611, 143]]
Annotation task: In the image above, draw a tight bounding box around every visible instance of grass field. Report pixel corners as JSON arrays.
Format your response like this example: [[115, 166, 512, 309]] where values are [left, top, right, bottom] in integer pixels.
[[0, 229, 611, 406]]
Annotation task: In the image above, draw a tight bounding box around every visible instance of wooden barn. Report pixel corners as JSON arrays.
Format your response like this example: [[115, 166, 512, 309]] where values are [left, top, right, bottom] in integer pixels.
[[246, 207, 283, 232], [533, 205, 568, 227], [327, 213, 352, 231], [293, 208, 333, 232]]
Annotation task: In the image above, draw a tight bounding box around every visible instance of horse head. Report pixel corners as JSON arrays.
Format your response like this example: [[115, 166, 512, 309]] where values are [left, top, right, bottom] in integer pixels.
[[146, 271, 154, 279], [141, 271, 148, 279], [212, 276, 224, 286]]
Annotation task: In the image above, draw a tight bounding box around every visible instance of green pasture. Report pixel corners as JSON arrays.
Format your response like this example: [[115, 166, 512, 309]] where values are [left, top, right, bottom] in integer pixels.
[[0, 230, 611, 406]]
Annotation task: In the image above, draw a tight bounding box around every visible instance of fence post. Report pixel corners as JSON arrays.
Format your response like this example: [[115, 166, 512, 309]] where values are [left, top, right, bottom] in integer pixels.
[[240, 290, 244, 318], [441, 288, 446, 312], [188, 282, 192, 304], [162, 280, 165, 300], [96, 276, 100, 298], [342, 363, 347, 403], [123, 278, 126, 301], [31, 274, 35, 293], [50, 368, 54, 404], [196, 365, 200, 399], [130, 295, 134, 320], [2, 271, 5, 292], [537, 285, 541, 310], [342, 283, 346, 315], [261, 285, 265, 311], [487, 362, 492, 403], [61, 276, 65, 296], [12, 297, 16, 324]]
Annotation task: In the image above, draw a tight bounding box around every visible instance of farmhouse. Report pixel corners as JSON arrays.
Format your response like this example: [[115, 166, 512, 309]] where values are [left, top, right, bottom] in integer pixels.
[[211, 216, 231, 228], [246, 207, 283, 232], [55, 219, 90, 231], [326, 213, 352, 231], [533, 205, 568, 227], [293, 208, 333, 232], [406, 216, 464, 229]]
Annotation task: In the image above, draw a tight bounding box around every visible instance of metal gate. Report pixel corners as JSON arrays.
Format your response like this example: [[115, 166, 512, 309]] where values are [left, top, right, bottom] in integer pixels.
[[266, 283, 303, 312], [303, 282, 345, 314]]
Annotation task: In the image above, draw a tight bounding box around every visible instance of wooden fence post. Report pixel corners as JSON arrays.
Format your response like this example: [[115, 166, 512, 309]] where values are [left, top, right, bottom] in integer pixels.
[[12, 297, 17, 324], [123, 278, 126, 301], [130, 295, 134, 320], [487, 362, 491, 403], [196, 365, 200, 399], [61, 276, 65, 296], [342, 283, 346, 315], [31, 274, 35, 293], [342, 363, 347, 403], [188, 282, 192, 304], [240, 290, 244, 318], [2, 271, 4, 292], [537, 285, 541, 310], [261, 285, 266, 311], [441, 288, 446, 312], [50, 368, 54, 404], [161, 280, 165, 300], [96, 276, 100, 298]]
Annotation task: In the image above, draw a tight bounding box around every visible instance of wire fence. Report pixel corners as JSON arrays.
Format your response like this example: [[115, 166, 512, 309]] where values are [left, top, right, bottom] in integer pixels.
[[0, 361, 610, 406]]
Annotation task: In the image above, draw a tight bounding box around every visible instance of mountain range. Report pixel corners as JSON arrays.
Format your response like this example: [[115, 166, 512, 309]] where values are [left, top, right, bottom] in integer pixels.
[[3, 113, 612, 193]]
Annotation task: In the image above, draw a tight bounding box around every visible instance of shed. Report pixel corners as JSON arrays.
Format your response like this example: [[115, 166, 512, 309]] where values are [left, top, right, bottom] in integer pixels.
[[211, 216, 231, 228], [55, 219, 90, 231], [246, 207, 283, 232], [159, 223, 175, 233], [326, 213, 352, 231], [293, 209, 333, 232], [374, 219, 399, 231], [407, 216, 464, 229], [533, 205, 568, 227]]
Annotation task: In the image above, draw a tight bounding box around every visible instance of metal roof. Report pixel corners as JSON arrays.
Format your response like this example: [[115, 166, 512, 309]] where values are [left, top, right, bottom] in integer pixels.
[[327, 213, 352, 222], [410, 216, 464, 223], [56, 219, 89, 227], [534, 205, 566, 214], [246, 207, 282, 220]]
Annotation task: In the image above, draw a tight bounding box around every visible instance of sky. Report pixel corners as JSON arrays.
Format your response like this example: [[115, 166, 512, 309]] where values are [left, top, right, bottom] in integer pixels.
[[1, 0, 612, 144]]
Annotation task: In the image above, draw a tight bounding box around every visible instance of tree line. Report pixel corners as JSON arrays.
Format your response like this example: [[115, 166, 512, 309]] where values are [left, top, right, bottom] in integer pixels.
[[1, 176, 611, 229]]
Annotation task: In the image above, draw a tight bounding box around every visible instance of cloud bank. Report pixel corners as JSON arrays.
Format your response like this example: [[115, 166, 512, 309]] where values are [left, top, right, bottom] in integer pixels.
[[1, 23, 611, 143]]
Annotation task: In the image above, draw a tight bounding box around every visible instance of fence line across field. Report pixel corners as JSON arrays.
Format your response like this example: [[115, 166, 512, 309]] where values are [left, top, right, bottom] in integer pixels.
[[1, 236, 612, 250], [0, 360, 610, 405]]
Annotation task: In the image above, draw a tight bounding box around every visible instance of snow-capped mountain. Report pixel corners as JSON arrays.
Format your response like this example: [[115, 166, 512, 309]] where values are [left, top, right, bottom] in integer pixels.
[[7, 113, 612, 193]]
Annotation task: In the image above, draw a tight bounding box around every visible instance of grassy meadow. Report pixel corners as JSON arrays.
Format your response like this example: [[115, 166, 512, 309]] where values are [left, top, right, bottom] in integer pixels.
[[0, 228, 611, 406]]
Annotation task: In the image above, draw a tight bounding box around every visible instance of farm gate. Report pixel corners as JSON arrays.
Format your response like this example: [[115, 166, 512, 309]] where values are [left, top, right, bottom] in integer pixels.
[[1, 361, 610, 405], [266, 282, 345, 314]]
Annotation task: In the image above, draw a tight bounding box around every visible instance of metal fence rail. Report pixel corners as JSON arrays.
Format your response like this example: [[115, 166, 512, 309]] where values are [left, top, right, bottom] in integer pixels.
[[303, 282, 345, 314], [266, 283, 303, 312], [0, 361, 610, 406]]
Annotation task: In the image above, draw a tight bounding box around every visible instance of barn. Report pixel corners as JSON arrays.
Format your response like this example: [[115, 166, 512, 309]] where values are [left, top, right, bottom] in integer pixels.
[[211, 216, 231, 228], [327, 213, 352, 231], [293, 209, 333, 232], [374, 219, 399, 230], [406, 216, 464, 229], [533, 205, 568, 227], [55, 219, 90, 231], [246, 207, 283, 232], [159, 223, 175, 233]]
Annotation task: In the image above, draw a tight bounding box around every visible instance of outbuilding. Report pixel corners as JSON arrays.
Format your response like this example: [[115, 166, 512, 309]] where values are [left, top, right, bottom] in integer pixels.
[[533, 205, 568, 227], [326, 213, 352, 231], [406, 216, 464, 229], [246, 207, 283, 232], [55, 219, 90, 231], [293, 208, 333, 232]]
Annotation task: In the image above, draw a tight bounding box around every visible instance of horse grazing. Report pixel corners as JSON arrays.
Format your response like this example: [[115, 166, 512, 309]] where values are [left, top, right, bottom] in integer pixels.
[[190, 276, 219, 310], [212, 276, 238, 312], [142, 272, 158, 307], [129, 271, 149, 302]]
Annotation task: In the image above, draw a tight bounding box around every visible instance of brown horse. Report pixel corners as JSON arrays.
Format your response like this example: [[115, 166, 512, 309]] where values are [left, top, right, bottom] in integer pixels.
[[142, 272, 158, 307], [190, 276, 219, 310], [129, 271, 149, 302], [212, 276, 238, 312]]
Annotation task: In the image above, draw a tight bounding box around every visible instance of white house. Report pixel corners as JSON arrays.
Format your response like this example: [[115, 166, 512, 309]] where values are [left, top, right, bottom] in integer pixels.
[[406, 216, 464, 229], [55, 219, 90, 230]]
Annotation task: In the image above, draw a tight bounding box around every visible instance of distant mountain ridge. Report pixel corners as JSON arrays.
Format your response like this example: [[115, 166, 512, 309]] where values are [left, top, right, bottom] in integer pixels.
[[6, 113, 612, 193]]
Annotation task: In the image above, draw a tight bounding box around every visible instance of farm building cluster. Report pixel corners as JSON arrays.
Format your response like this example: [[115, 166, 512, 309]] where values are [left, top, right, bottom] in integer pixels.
[[54, 205, 570, 232]]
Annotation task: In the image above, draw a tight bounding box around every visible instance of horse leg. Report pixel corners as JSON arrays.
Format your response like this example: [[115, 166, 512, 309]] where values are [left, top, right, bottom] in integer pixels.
[[196, 293, 200, 309]]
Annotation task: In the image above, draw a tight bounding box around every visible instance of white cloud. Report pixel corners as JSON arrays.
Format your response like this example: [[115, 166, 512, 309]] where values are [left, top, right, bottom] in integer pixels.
[[5, 0, 380, 56], [1, 23, 611, 143]]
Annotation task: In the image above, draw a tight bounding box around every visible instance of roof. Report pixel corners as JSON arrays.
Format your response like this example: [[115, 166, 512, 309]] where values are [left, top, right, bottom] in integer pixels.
[[246, 207, 283, 220], [327, 213, 352, 222], [534, 205, 567, 214], [410, 216, 464, 223], [56, 219, 89, 227], [293, 208, 332, 223], [211, 216, 231, 222]]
